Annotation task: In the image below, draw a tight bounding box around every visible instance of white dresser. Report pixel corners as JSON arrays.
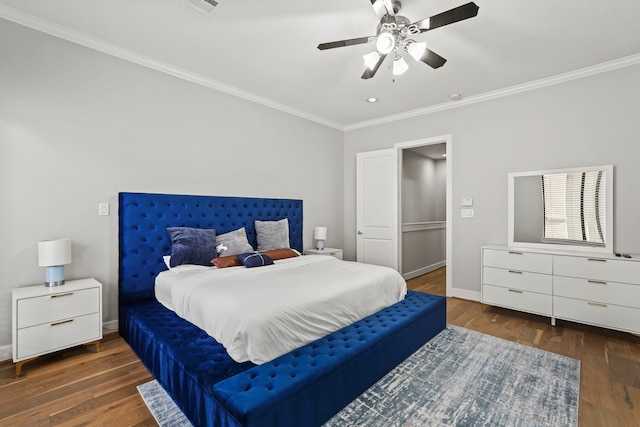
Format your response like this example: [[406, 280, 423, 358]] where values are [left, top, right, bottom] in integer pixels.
[[12, 278, 103, 376], [481, 246, 640, 335]]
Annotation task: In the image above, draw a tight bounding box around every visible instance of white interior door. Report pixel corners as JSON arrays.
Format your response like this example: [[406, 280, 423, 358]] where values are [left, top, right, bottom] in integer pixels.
[[356, 149, 398, 270]]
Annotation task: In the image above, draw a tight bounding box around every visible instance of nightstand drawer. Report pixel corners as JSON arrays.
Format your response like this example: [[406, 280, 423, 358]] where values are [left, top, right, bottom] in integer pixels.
[[17, 288, 100, 329], [304, 248, 343, 260], [16, 312, 101, 360]]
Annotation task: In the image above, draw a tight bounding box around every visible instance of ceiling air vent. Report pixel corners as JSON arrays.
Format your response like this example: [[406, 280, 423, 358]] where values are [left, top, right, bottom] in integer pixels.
[[183, 0, 223, 19]]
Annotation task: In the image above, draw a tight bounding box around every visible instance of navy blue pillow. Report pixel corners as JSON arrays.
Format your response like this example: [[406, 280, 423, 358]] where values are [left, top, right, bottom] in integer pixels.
[[237, 252, 274, 268], [167, 227, 217, 267]]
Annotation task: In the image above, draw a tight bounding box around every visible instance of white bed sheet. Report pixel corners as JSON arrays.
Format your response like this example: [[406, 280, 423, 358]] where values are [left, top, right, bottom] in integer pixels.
[[154, 255, 407, 364]]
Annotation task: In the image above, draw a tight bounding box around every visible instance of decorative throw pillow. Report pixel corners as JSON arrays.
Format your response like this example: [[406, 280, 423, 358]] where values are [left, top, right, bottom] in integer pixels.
[[255, 218, 290, 251], [167, 227, 217, 267], [216, 227, 254, 256], [262, 248, 299, 261], [212, 255, 242, 268], [237, 252, 274, 268]]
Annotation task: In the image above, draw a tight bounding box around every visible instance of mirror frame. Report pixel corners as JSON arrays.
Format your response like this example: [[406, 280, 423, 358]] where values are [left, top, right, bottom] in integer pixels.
[[508, 165, 614, 253]]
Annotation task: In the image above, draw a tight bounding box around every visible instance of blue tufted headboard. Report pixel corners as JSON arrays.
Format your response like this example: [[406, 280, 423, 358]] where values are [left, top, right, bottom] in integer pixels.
[[118, 192, 303, 304]]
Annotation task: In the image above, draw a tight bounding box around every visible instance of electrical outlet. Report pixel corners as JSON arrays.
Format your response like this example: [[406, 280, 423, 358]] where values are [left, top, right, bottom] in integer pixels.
[[461, 209, 474, 218], [99, 203, 110, 216]]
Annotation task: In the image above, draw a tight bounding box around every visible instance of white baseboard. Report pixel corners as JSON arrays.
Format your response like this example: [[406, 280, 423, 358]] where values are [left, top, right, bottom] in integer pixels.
[[448, 287, 481, 302], [102, 319, 119, 332], [0, 344, 11, 362], [402, 261, 446, 280]]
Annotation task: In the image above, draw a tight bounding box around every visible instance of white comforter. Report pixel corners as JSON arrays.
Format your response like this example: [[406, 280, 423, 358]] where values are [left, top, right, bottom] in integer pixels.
[[155, 255, 407, 364]]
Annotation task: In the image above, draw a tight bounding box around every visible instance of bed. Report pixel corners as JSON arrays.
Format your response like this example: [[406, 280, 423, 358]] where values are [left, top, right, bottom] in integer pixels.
[[119, 192, 446, 426]]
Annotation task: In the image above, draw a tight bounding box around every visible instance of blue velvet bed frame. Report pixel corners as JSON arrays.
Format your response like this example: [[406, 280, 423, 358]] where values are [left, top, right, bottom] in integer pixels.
[[118, 192, 446, 427]]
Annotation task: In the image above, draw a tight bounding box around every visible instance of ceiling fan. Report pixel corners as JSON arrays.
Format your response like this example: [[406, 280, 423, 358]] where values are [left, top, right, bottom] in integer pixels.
[[317, 1, 479, 79]]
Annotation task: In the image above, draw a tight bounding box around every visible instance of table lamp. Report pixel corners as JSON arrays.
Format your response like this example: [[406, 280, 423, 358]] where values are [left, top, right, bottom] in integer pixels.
[[38, 238, 72, 287], [313, 227, 327, 250]]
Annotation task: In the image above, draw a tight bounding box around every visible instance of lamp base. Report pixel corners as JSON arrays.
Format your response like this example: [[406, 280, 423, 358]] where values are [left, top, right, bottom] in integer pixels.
[[316, 240, 325, 250], [44, 265, 65, 287], [45, 280, 65, 287]]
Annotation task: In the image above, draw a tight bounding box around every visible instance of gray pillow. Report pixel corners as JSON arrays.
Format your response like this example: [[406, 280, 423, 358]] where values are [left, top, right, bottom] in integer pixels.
[[216, 227, 254, 256], [255, 218, 290, 251]]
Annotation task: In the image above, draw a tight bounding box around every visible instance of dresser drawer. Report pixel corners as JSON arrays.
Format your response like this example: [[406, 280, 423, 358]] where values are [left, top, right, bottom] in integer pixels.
[[553, 296, 640, 334], [482, 284, 552, 316], [483, 249, 552, 274], [554, 255, 640, 285], [16, 312, 101, 360], [554, 276, 640, 309], [17, 288, 99, 329], [483, 267, 552, 294]]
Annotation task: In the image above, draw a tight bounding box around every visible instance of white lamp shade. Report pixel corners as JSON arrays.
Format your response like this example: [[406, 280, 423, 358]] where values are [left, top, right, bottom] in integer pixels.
[[363, 51, 381, 70], [38, 239, 72, 267], [313, 227, 327, 240], [407, 41, 427, 61], [392, 56, 409, 75], [376, 32, 396, 54]]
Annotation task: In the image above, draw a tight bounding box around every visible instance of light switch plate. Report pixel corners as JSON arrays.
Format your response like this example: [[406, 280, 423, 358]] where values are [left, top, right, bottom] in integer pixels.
[[99, 203, 110, 216], [461, 198, 473, 207], [461, 209, 474, 218]]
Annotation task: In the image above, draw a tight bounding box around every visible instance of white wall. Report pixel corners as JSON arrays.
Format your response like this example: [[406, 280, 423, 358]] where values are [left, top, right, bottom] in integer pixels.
[[0, 19, 344, 351], [344, 63, 640, 297]]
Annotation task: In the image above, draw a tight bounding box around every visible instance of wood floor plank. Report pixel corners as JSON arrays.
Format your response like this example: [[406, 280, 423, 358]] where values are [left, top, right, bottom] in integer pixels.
[[1, 267, 638, 427]]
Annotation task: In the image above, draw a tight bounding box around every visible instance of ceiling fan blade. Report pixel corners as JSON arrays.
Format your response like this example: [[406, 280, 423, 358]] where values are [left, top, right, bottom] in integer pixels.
[[361, 53, 388, 80], [370, 0, 395, 19], [317, 36, 372, 50], [412, 2, 479, 33], [417, 48, 447, 69]]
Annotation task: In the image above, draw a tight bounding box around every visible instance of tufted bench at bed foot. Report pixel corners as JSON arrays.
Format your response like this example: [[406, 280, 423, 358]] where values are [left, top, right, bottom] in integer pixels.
[[212, 290, 446, 427]]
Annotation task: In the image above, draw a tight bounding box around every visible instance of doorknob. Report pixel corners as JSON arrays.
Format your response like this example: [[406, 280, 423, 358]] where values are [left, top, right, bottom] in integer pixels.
[[357, 231, 363, 235]]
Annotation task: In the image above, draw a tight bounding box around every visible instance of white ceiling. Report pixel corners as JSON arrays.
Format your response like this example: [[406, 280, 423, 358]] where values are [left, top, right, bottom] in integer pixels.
[[2, 0, 640, 130]]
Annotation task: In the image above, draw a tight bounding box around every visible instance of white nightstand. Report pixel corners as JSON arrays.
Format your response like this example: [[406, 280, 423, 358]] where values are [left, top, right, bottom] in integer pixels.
[[304, 248, 344, 260], [12, 278, 103, 376]]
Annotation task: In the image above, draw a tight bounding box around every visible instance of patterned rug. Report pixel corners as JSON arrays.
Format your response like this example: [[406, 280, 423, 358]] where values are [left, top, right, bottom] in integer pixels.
[[138, 325, 580, 426]]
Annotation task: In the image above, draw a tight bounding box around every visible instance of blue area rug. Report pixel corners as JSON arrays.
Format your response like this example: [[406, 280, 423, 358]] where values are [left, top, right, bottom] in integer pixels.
[[137, 325, 580, 426]]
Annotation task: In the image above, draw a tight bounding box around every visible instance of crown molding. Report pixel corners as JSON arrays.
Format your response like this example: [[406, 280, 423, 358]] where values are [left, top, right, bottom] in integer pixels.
[[3, 5, 639, 133], [0, 6, 344, 131], [344, 53, 640, 131]]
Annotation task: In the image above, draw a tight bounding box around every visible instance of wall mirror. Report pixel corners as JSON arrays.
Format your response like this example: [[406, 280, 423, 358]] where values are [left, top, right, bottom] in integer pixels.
[[508, 165, 613, 253]]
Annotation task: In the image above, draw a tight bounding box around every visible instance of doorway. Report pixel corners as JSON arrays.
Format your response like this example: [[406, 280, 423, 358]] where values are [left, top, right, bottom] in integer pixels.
[[395, 135, 452, 296]]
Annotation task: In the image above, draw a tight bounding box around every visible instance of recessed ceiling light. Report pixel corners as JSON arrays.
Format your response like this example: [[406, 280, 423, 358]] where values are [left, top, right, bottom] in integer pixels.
[[450, 93, 462, 101], [366, 97, 379, 103]]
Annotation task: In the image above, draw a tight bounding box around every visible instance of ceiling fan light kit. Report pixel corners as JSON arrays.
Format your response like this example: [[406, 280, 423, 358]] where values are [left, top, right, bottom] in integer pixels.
[[318, 1, 479, 80], [393, 56, 409, 76]]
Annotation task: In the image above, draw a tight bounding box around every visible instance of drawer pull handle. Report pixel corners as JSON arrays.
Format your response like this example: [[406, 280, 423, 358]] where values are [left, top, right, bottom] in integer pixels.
[[508, 251, 523, 255], [51, 293, 74, 298], [587, 280, 607, 285], [51, 319, 74, 327], [587, 258, 607, 262], [508, 270, 523, 274], [508, 289, 523, 293], [587, 302, 607, 308]]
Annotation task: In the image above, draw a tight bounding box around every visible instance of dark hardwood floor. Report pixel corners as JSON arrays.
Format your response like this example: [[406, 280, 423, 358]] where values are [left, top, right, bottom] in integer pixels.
[[1, 267, 638, 426]]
